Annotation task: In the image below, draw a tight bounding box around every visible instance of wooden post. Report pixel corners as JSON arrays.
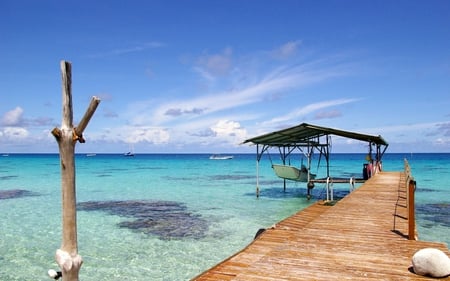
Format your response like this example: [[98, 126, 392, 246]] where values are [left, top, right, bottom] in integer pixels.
[[51, 61, 100, 281], [408, 178, 416, 240]]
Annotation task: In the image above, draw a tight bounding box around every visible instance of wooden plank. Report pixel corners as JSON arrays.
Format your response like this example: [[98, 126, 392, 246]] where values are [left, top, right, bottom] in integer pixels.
[[193, 172, 450, 281]]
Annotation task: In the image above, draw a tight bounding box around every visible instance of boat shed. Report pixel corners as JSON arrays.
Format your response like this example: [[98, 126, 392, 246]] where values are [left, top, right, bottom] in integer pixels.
[[243, 123, 389, 197]]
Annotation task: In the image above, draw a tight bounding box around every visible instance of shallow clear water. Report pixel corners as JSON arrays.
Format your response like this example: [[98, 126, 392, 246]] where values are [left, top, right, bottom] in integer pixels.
[[0, 153, 449, 280]]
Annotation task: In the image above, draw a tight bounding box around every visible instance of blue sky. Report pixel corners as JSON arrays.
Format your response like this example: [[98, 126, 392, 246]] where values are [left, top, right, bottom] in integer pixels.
[[1, 0, 449, 153]]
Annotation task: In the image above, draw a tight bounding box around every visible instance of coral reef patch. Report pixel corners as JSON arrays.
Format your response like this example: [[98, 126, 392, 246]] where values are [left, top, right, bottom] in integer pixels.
[[0, 189, 38, 200], [78, 200, 208, 240], [416, 203, 450, 227]]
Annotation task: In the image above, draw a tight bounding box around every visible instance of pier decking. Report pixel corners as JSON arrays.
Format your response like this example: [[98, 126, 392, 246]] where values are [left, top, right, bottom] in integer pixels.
[[193, 172, 450, 280]]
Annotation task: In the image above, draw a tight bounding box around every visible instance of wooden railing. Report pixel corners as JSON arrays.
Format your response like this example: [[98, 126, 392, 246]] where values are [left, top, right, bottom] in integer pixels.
[[404, 159, 417, 240]]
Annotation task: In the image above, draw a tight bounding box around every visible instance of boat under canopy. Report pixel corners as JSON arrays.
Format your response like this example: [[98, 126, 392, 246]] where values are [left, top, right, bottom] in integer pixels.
[[242, 123, 389, 198], [272, 164, 316, 182]]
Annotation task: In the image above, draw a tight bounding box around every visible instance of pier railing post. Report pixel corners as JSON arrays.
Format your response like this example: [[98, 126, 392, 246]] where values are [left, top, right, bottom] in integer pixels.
[[404, 159, 417, 240], [407, 178, 416, 240]]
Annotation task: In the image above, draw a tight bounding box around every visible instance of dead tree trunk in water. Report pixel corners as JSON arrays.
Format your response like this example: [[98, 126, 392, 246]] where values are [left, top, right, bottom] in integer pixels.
[[51, 61, 100, 281]]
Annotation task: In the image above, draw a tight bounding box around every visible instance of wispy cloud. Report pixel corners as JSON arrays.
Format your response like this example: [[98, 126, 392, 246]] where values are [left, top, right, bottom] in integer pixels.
[[361, 121, 450, 148], [437, 122, 450, 137], [195, 47, 233, 79], [88, 41, 165, 58], [365, 122, 444, 134], [94, 125, 170, 145], [165, 107, 206, 117], [150, 57, 353, 125], [103, 108, 119, 118], [314, 110, 342, 120], [117, 42, 361, 147], [271, 40, 302, 59], [262, 98, 360, 127]]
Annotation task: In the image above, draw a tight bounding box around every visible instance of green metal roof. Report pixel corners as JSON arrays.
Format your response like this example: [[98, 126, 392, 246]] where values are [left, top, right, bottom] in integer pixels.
[[243, 123, 388, 147]]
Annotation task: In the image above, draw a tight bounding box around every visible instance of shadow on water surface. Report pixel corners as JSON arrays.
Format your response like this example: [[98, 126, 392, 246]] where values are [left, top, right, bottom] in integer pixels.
[[244, 186, 350, 200], [78, 200, 208, 240], [208, 174, 255, 181]]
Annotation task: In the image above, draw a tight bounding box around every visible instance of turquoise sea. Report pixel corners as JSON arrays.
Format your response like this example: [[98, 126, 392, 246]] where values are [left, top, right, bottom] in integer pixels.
[[0, 153, 449, 280]]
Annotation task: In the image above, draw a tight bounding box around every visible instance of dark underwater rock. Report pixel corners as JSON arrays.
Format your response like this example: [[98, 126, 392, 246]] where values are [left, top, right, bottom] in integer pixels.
[[416, 203, 450, 227], [0, 175, 18, 180], [78, 200, 208, 240], [0, 189, 38, 200]]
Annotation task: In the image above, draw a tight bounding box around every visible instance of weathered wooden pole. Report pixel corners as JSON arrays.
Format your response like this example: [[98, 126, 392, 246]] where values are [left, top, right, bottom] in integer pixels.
[[51, 61, 100, 281], [408, 178, 417, 240]]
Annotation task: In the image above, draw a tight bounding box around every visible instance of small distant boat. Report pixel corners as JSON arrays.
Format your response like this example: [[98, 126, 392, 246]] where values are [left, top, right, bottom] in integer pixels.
[[1, 154, 9, 157], [209, 154, 233, 160], [124, 144, 135, 157], [86, 153, 97, 157]]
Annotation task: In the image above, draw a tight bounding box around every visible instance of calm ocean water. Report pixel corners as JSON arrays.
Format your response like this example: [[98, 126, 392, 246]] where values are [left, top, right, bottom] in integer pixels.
[[0, 153, 449, 280]]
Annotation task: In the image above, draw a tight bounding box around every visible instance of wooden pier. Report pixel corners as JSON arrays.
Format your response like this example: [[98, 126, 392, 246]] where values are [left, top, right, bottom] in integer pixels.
[[193, 171, 450, 280]]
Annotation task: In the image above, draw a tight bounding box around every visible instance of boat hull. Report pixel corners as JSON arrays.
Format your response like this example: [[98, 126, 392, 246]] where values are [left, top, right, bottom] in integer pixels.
[[272, 164, 316, 182]]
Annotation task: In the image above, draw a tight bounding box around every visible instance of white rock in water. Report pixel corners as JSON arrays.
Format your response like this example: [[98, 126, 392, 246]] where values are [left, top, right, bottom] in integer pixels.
[[412, 248, 450, 278]]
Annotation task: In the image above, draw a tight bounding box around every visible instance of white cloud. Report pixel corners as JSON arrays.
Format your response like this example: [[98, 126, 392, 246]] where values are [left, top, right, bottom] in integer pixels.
[[211, 120, 237, 134], [90, 124, 171, 146], [1, 127, 29, 140], [434, 137, 450, 146], [124, 126, 170, 144], [211, 120, 247, 145], [1, 107, 24, 126]]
